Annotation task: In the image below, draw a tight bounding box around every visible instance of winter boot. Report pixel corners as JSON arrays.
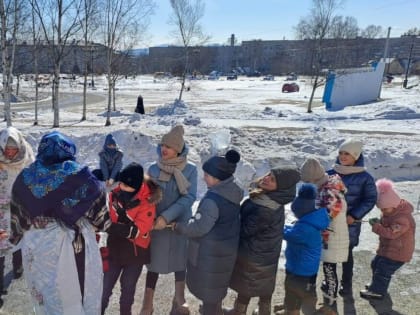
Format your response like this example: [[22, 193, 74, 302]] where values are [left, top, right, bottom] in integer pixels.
[[12, 250, 23, 279], [338, 281, 352, 297], [252, 298, 271, 315], [273, 303, 284, 313], [314, 305, 338, 315], [139, 288, 154, 315], [223, 299, 248, 315], [0, 257, 6, 295], [170, 281, 189, 315]]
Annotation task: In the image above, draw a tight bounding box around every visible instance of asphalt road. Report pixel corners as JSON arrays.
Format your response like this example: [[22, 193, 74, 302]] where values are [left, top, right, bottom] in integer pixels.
[[6, 92, 107, 112]]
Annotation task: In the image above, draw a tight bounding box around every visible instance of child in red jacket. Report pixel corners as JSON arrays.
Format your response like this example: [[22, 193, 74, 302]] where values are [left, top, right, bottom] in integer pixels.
[[101, 162, 161, 315], [360, 178, 416, 300]]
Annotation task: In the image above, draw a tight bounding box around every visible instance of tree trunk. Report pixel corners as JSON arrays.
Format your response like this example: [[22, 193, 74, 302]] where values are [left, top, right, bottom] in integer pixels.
[[52, 66, 60, 127], [105, 79, 112, 126], [82, 71, 87, 121], [0, 0, 11, 126], [307, 74, 319, 113], [112, 83, 116, 111]]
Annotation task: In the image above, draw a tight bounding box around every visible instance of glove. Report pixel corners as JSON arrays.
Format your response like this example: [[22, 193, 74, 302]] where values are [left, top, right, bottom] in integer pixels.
[[369, 217, 380, 226], [108, 223, 139, 239], [116, 207, 131, 224], [112, 197, 132, 224]]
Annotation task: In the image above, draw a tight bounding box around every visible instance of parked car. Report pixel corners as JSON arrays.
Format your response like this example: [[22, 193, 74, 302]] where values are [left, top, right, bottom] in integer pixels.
[[282, 82, 300, 93], [263, 75, 274, 81], [226, 73, 238, 80], [208, 70, 220, 80], [286, 72, 298, 81], [247, 70, 261, 77]]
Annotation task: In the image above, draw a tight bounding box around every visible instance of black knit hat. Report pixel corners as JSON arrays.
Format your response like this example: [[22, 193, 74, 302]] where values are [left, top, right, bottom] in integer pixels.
[[119, 162, 144, 192], [202, 149, 241, 181]]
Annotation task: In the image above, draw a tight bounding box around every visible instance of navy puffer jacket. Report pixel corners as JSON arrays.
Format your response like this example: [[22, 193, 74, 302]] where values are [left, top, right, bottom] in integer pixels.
[[328, 154, 377, 247]]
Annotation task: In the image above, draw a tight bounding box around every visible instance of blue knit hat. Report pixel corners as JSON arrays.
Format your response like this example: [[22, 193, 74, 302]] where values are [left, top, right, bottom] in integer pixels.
[[105, 134, 117, 146], [291, 183, 317, 218]]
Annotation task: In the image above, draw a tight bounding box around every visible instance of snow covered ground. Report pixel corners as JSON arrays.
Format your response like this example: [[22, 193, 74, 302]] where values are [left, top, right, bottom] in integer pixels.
[[0, 74, 419, 314]]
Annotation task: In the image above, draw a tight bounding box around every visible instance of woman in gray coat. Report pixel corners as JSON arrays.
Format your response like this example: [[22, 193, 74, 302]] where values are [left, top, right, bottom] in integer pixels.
[[140, 125, 197, 315]]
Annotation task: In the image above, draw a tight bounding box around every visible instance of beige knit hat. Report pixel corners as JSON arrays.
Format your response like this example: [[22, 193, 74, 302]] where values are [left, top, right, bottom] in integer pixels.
[[161, 125, 185, 153], [339, 139, 363, 160], [300, 157, 328, 188]]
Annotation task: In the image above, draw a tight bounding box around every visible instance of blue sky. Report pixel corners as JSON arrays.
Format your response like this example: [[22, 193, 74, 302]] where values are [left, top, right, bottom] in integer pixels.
[[146, 0, 420, 47]]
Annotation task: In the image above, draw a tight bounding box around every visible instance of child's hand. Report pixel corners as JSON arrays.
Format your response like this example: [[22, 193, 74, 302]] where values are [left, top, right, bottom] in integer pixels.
[[369, 217, 380, 226], [0, 230, 8, 240], [106, 179, 114, 187]]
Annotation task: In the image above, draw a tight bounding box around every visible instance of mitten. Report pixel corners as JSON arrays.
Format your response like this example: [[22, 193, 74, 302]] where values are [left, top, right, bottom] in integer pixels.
[[116, 207, 131, 224], [108, 223, 139, 239], [369, 217, 380, 226]]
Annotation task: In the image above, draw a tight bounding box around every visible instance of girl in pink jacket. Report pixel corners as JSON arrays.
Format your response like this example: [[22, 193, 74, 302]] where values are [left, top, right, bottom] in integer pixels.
[[360, 178, 416, 300]]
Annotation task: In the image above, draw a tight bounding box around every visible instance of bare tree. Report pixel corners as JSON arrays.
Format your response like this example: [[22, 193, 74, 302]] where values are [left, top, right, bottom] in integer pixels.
[[29, 1, 42, 125], [169, 0, 209, 101], [361, 25, 384, 38], [295, 0, 343, 113], [0, 0, 26, 126], [329, 15, 359, 39], [30, 0, 82, 127], [403, 27, 420, 36], [78, 0, 99, 121], [98, 0, 154, 126]]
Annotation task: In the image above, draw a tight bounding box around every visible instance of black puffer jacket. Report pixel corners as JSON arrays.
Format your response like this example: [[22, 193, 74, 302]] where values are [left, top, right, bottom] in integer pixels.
[[229, 188, 295, 297]]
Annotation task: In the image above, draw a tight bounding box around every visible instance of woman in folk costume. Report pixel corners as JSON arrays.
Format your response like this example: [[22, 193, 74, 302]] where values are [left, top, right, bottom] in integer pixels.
[[0, 127, 34, 306], [9, 131, 110, 315], [140, 125, 197, 315], [300, 158, 348, 315]]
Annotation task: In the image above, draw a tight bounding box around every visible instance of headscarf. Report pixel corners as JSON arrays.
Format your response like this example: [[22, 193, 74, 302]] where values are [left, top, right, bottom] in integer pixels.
[[0, 127, 34, 166], [13, 131, 104, 228], [36, 131, 76, 166]]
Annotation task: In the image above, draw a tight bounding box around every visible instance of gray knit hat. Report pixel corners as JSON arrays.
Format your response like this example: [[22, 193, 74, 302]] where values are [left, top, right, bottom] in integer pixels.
[[300, 158, 328, 188], [271, 167, 301, 190], [161, 125, 185, 154]]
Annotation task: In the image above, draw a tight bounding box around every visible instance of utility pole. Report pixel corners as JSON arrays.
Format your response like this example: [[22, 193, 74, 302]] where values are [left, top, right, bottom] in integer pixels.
[[403, 36, 415, 89], [383, 27, 391, 74], [378, 26, 392, 99]]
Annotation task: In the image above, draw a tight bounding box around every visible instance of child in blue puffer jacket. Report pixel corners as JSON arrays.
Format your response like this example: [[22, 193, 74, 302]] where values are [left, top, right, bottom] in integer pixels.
[[283, 183, 330, 315]]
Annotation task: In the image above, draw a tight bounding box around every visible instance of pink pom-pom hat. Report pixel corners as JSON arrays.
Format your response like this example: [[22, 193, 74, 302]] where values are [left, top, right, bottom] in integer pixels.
[[375, 178, 401, 209]]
